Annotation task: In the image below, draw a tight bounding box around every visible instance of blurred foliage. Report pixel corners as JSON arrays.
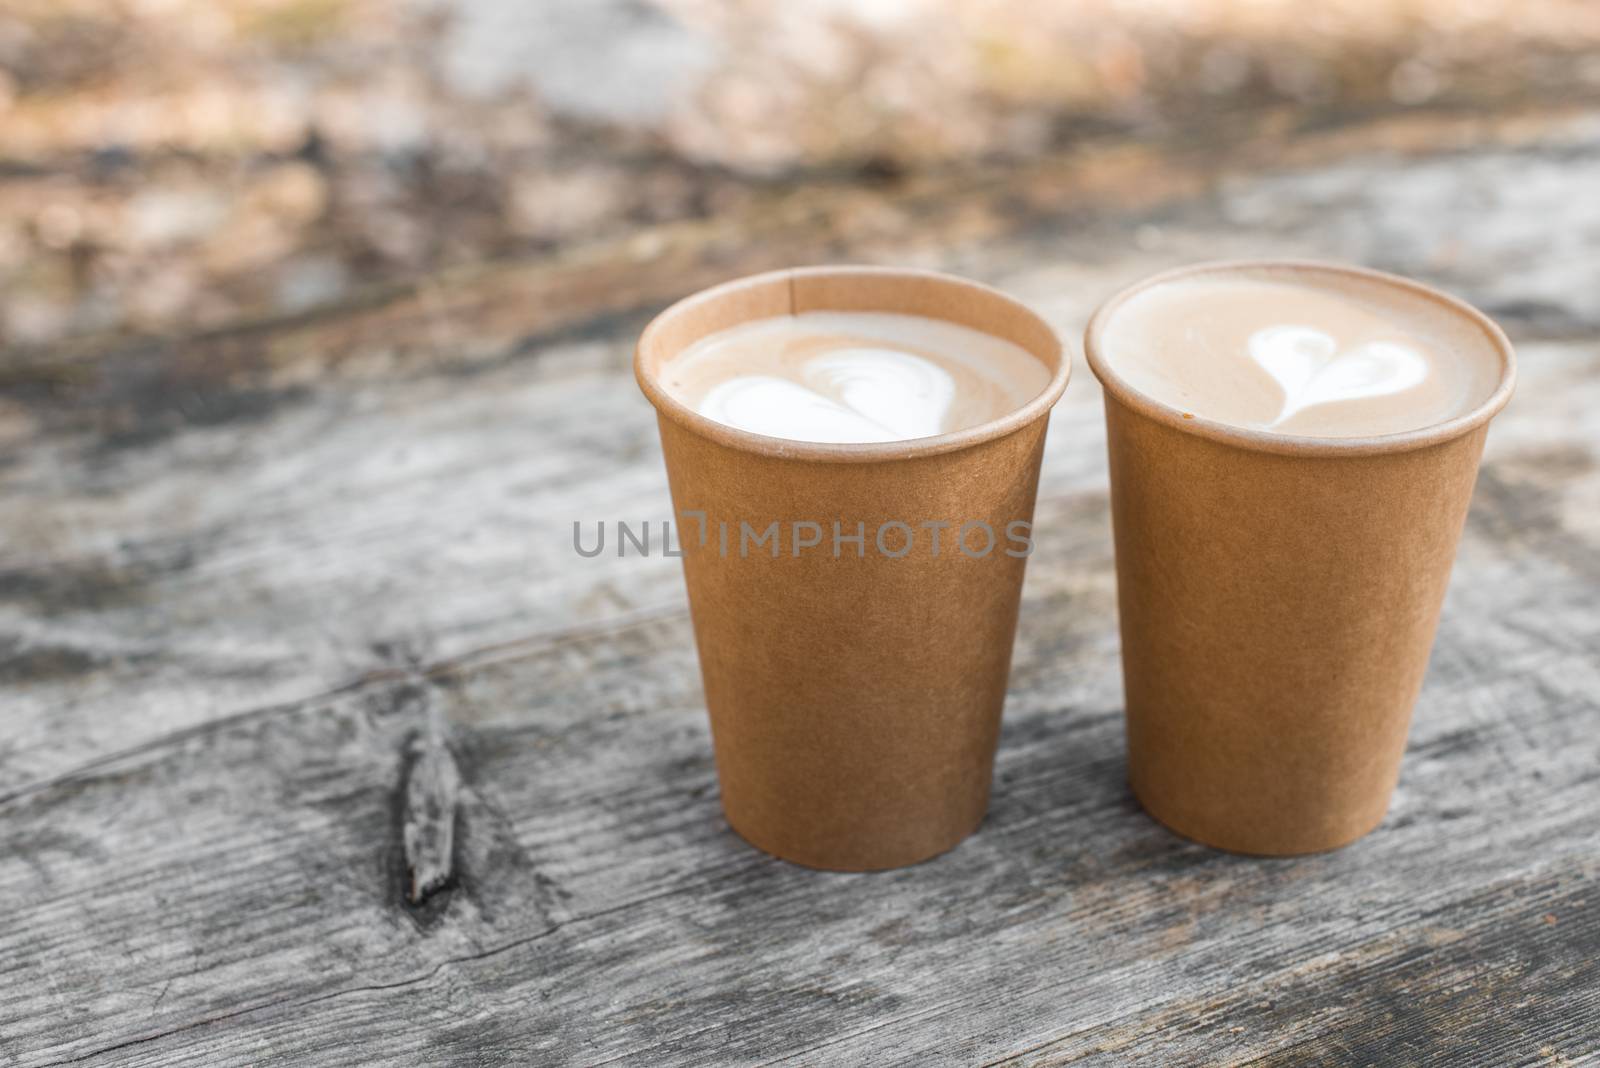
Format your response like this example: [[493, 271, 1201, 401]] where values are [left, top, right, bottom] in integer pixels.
[[0, 0, 1597, 346]]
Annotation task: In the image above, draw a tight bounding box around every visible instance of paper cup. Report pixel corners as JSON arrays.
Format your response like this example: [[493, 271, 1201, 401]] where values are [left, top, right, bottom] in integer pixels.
[[636, 266, 1069, 870], [1085, 261, 1516, 855]]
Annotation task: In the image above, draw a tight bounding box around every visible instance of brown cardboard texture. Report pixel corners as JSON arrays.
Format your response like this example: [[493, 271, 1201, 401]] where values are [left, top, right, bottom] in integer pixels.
[[1085, 260, 1517, 855], [636, 266, 1070, 870]]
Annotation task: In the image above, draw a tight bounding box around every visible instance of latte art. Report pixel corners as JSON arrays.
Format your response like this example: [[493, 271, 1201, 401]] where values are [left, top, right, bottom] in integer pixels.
[[696, 347, 958, 443], [662, 312, 1050, 444], [698, 348, 952, 444], [1249, 325, 1428, 426], [1097, 271, 1504, 437]]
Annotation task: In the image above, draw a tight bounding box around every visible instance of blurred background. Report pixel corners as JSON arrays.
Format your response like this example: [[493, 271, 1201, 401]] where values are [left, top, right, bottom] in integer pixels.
[[3, 0, 1599, 350]]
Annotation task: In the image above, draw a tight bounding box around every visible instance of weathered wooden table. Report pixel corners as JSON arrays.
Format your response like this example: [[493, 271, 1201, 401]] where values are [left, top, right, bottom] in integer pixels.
[[3, 104, 1598, 1066]]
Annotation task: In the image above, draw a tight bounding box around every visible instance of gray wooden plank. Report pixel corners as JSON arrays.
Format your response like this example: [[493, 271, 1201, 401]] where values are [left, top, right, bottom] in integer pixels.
[[2, 106, 1600, 1066]]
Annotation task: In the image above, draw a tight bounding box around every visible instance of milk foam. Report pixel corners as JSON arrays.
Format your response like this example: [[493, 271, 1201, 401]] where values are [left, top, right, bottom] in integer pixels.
[[1098, 272, 1503, 438], [662, 312, 1049, 444]]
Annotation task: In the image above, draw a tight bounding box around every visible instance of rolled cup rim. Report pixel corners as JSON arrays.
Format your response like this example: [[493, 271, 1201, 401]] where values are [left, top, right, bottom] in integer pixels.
[[1083, 259, 1518, 457], [635, 265, 1071, 464]]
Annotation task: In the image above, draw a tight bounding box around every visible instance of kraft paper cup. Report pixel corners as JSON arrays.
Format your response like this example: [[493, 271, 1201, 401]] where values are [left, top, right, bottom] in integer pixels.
[[1085, 260, 1516, 856], [636, 266, 1069, 870]]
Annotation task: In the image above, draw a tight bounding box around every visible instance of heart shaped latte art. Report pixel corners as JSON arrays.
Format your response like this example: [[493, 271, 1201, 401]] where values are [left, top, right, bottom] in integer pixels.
[[1248, 325, 1429, 426], [698, 347, 956, 444]]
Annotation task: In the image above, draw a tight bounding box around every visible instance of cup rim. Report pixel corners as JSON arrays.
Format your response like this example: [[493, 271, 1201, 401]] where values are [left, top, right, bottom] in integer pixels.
[[1083, 259, 1518, 457], [635, 265, 1071, 464]]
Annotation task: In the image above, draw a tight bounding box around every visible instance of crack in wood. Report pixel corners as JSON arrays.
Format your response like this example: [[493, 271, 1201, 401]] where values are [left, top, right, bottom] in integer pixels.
[[27, 867, 771, 1068], [0, 604, 686, 810]]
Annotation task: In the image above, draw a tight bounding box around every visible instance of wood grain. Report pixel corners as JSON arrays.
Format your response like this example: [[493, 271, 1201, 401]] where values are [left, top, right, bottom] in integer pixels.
[[1, 104, 1598, 1066]]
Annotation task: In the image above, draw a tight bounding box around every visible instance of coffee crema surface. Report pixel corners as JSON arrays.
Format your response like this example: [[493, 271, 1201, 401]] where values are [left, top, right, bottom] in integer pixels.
[[1098, 268, 1504, 437], [661, 311, 1051, 444]]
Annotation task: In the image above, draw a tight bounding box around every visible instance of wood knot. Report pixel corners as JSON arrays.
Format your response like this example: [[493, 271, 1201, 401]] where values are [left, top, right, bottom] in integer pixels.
[[401, 707, 461, 907]]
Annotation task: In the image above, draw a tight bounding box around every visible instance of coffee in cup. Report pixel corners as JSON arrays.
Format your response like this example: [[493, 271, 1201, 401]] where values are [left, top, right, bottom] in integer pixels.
[[659, 311, 1050, 444], [1086, 260, 1516, 855], [636, 267, 1069, 870]]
